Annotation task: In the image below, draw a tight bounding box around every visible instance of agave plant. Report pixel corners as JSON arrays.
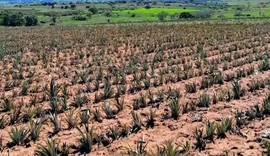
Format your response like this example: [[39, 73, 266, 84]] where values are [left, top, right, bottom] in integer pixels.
[[258, 57, 270, 71], [194, 128, 205, 151], [49, 113, 61, 134], [185, 82, 197, 93], [232, 80, 243, 100], [114, 96, 124, 113], [262, 95, 270, 115], [167, 87, 181, 100], [103, 77, 114, 99], [224, 117, 233, 131], [93, 108, 103, 123], [35, 138, 60, 156], [22, 106, 36, 123], [146, 108, 157, 128], [216, 120, 227, 139], [29, 117, 45, 142], [234, 110, 246, 128], [131, 111, 142, 133], [20, 81, 29, 96], [0, 116, 6, 129], [212, 92, 218, 104], [126, 137, 147, 156], [102, 102, 115, 119], [1, 97, 14, 112], [10, 105, 22, 125], [107, 126, 120, 141], [197, 93, 210, 107], [80, 109, 90, 125], [75, 71, 89, 84], [9, 127, 29, 146], [44, 79, 61, 113], [76, 125, 95, 154], [65, 109, 78, 129], [263, 142, 270, 156], [150, 140, 183, 156], [72, 91, 88, 108], [169, 99, 181, 120], [204, 121, 215, 142], [120, 123, 131, 138], [60, 84, 69, 111]]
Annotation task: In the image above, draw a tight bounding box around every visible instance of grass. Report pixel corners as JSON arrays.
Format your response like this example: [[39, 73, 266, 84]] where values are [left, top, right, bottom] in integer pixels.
[[114, 7, 198, 15]]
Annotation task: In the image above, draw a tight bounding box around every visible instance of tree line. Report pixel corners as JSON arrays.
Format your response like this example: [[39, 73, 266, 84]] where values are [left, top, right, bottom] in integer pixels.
[[0, 11, 38, 26]]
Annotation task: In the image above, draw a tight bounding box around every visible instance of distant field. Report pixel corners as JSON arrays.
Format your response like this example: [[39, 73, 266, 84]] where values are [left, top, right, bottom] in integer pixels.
[[115, 7, 198, 15], [2, 1, 270, 26], [224, 0, 270, 5]]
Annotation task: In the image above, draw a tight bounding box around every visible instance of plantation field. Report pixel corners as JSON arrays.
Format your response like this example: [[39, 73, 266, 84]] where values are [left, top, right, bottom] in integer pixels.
[[0, 22, 269, 155]]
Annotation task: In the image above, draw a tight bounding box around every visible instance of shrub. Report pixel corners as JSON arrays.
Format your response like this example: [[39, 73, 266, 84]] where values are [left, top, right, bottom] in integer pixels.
[[179, 12, 194, 19], [193, 9, 213, 19], [25, 15, 38, 26], [157, 11, 168, 21], [88, 6, 98, 14], [70, 4, 76, 9], [130, 13, 136, 17], [2, 11, 25, 26], [72, 15, 87, 21], [145, 5, 151, 9], [104, 11, 111, 17]]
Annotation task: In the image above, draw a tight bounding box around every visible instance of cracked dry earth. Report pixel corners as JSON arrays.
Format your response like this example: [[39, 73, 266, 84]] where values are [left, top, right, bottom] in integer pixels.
[[0, 23, 269, 156]]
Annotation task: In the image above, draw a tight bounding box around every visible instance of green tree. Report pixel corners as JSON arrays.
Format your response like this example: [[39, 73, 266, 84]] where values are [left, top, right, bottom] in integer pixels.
[[25, 15, 38, 26], [105, 11, 111, 17], [88, 6, 98, 14], [70, 4, 76, 9], [179, 12, 194, 19], [2, 11, 25, 26], [157, 11, 168, 21]]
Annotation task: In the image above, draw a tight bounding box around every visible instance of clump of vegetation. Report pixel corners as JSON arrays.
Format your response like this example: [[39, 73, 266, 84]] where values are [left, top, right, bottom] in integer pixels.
[[169, 99, 181, 120], [9, 127, 29, 146], [197, 93, 210, 107], [76, 125, 95, 154]]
